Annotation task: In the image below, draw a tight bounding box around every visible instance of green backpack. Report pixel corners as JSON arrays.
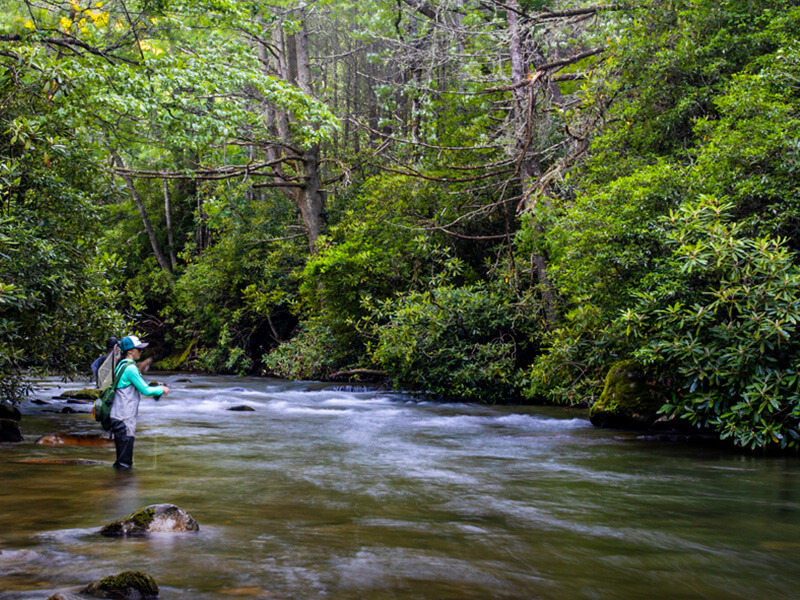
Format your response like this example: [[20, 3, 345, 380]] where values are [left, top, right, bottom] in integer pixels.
[[92, 359, 133, 430]]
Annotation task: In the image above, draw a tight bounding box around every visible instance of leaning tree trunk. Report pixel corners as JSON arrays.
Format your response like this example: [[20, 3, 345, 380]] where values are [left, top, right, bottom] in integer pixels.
[[163, 178, 178, 270], [112, 152, 173, 278]]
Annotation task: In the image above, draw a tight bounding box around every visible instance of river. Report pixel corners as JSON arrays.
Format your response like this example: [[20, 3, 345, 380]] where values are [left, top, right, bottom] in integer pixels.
[[2, 374, 800, 599]]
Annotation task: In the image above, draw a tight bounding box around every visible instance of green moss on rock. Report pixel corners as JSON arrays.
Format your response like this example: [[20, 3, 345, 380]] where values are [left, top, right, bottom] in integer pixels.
[[100, 507, 155, 537], [153, 339, 196, 371], [100, 504, 199, 537], [82, 570, 158, 599], [59, 388, 102, 399], [589, 360, 664, 430]]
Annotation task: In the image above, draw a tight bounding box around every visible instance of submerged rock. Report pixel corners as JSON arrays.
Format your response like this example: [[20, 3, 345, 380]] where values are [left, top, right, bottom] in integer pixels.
[[0, 402, 21, 421], [0, 418, 23, 442], [18, 457, 105, 465], [100, 504, 199, 537], [228, 405, 256, 412], [82, 570, 158, 599], [589, 360, 664, 430], [36, 432, 113, 447]]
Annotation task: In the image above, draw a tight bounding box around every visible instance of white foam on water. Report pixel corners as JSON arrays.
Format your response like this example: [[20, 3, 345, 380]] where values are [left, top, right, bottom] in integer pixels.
[[412, 413, 591, 433]]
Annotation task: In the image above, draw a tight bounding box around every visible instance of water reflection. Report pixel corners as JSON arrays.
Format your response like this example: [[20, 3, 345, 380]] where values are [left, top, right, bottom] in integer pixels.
[[1, 375, 800, 599]]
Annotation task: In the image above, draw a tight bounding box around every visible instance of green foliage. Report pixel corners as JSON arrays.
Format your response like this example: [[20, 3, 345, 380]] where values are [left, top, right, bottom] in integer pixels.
[[546, 161, 684, 312], [271, 174, 468, 379], [525, 300, 624, 406], [367, 284, 527, 402], [622, 196, 800, 450], [166, 186, 305, 374], [531, 0, 800, 444], [263, 317, 354, 381], [0, 60, 126, 400]]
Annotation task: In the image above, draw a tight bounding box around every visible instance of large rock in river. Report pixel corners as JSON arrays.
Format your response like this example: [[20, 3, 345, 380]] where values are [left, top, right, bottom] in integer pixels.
[[0, 401, 21, 421], [82, 570, 159, 599], [589, 360, 664, 430], [0, 418, 23, 442], [100, 504, 199, 537], [56, 388, 102, 400]]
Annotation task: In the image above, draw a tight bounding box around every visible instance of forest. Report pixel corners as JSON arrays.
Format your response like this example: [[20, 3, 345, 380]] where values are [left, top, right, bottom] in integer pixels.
[[1, 0, 799, 450]]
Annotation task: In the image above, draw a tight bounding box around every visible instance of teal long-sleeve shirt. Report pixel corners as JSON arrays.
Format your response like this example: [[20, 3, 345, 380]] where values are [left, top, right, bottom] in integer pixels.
[[115, 361, 165, 396], [110, 360, 165, 436]]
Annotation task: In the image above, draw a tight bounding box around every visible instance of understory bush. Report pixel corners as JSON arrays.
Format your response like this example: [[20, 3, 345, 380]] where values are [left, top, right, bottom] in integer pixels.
[[366, 284, 529, 402], [263, 317, 356, 380], [623, 196, 800, 450]]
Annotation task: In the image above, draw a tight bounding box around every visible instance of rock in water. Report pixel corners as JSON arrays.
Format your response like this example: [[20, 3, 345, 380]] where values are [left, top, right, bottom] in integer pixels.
[[0, 402, 21, 421], [57, 389, 102, 400], [227, 405, 256, 411], [100, 504, 199, 537], [589, 360, 664, 430], [82, 570, 158, 599], [36, 432, 114, 447], [18, 457, 105, 465], [0, 418, 23, 442]]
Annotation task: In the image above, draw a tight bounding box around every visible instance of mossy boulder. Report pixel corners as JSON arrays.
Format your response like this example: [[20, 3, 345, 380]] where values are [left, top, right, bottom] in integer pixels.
[[58, 389, 102, 400], [0, 418, 23, 442], [100, 504, 199, 537], [82, 570, 158, 599], [589, 360, 664, 430], [0, 401, 21, 421], [153, 339, 196, 371]]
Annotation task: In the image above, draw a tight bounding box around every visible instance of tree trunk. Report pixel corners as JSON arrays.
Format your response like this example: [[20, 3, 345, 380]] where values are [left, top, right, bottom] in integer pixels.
[[294, 11, 325, 253], [112, 153, 173, 277], [257, 11, 326, 254], [296, 145, 325, 253], [507, 0, 557, 325]]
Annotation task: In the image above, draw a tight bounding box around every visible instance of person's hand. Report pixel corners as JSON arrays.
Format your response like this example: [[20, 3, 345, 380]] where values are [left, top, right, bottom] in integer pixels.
[[161, 385, 170, 395]]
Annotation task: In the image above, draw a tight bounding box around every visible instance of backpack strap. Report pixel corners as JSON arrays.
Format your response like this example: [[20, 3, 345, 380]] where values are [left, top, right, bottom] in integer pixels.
[[112, 359, 135, 389], [102, 359, 134, 409]]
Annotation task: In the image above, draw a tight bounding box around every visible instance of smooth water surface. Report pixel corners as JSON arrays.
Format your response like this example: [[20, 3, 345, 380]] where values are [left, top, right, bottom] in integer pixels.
[[2, 374, 800, 599]]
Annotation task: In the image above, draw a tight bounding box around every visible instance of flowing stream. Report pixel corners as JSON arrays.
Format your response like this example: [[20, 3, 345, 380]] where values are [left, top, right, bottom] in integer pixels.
[[2, 374, 800, 599]]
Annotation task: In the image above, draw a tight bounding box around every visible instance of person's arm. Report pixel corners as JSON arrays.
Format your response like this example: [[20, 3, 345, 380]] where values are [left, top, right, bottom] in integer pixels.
[[90, 355, 103, 378], [122, 363, 168, 396]]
